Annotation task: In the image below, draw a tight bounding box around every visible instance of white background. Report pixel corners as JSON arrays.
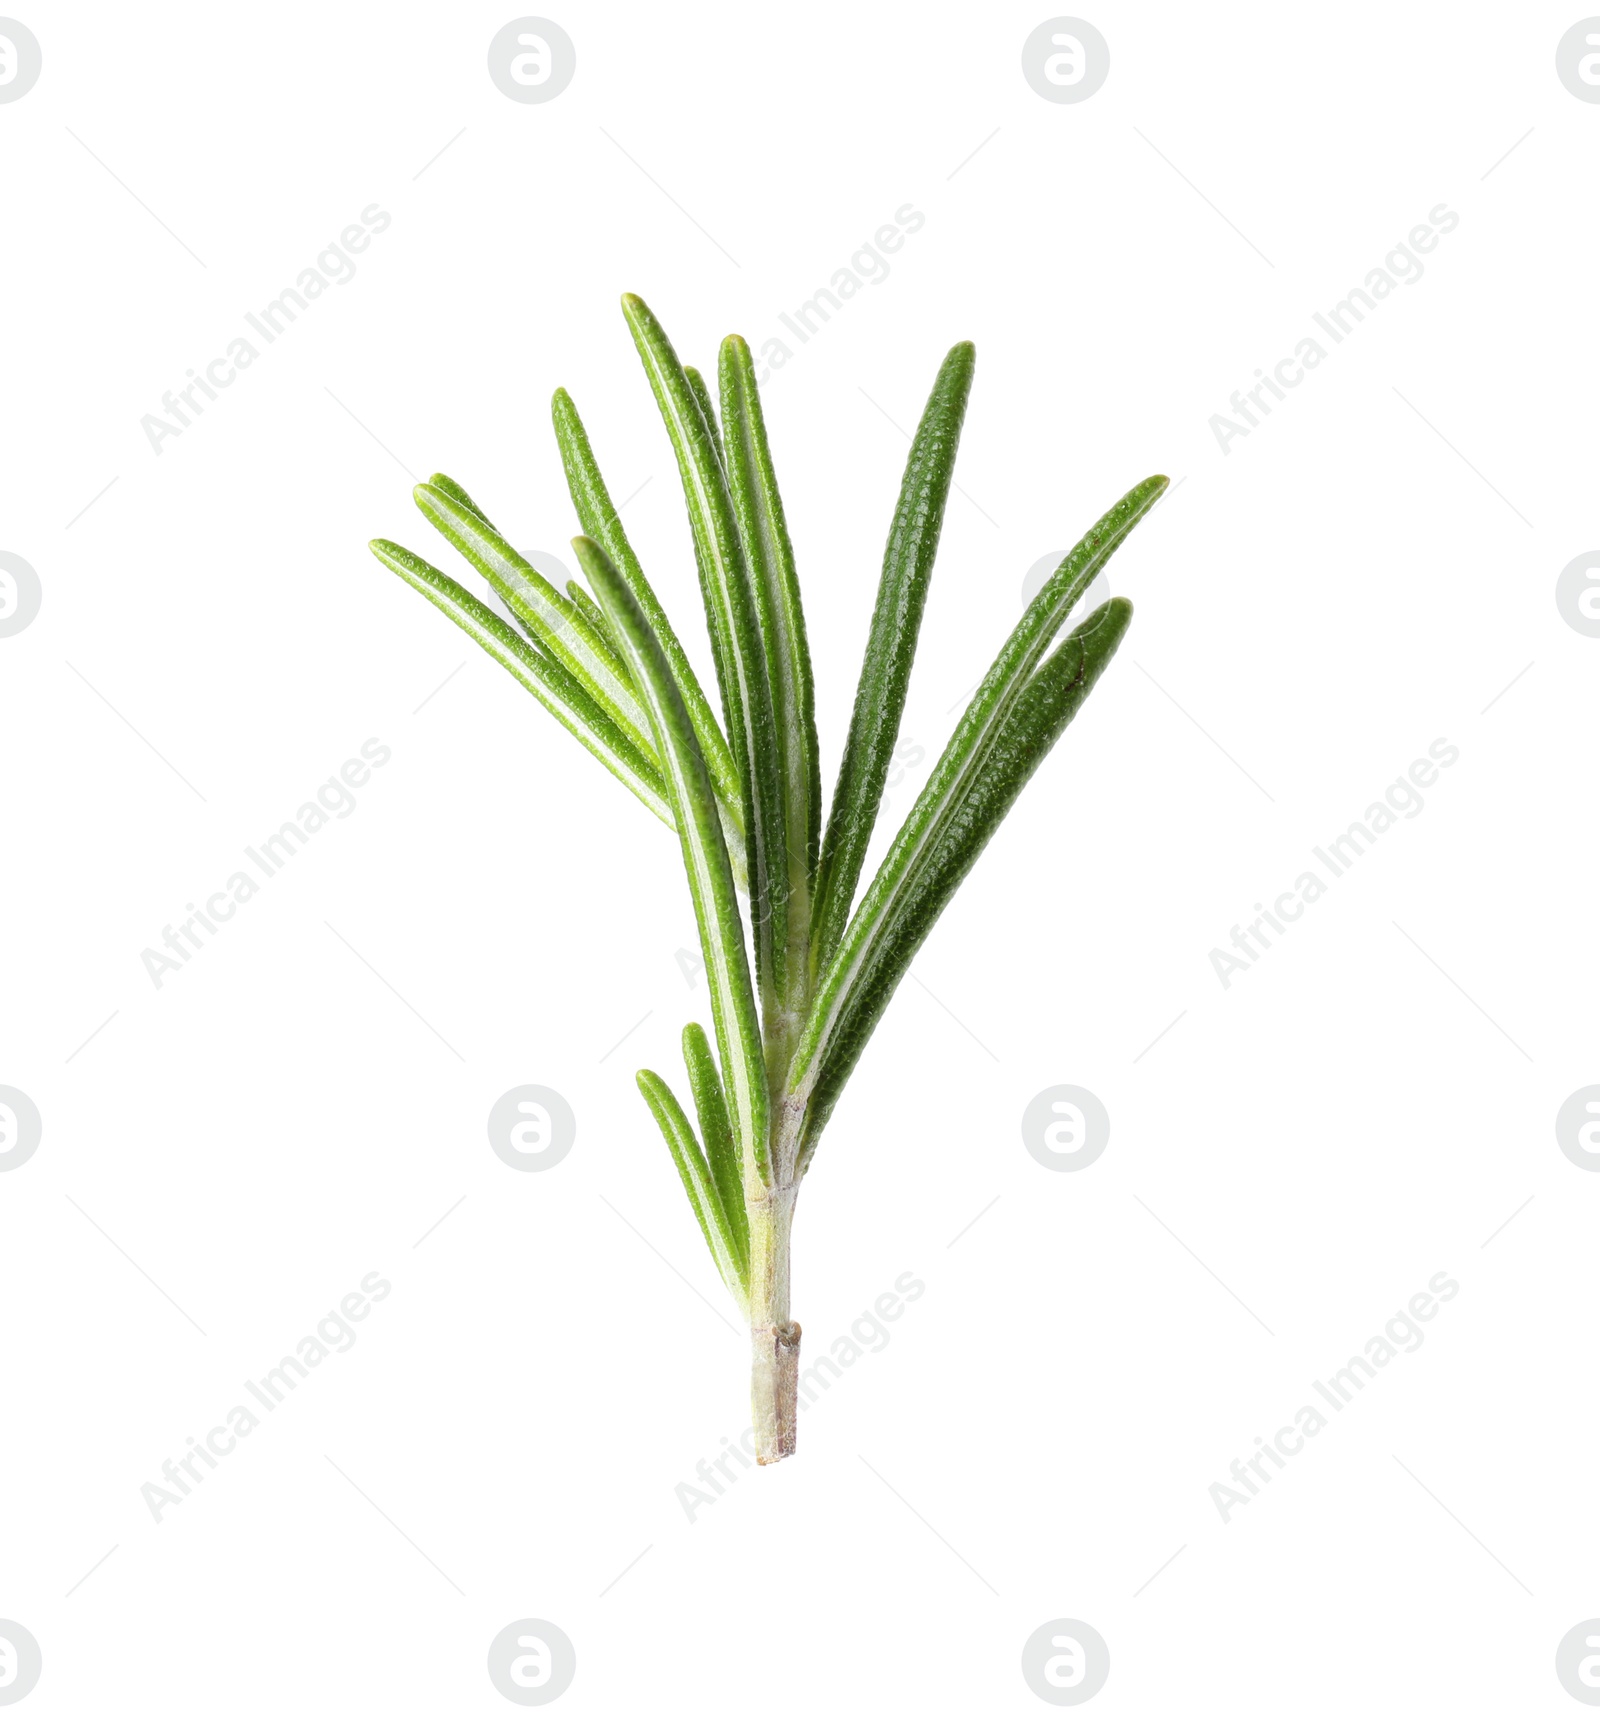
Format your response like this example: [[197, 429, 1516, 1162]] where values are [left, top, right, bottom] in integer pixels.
[[3, 1, 1597, 1717]]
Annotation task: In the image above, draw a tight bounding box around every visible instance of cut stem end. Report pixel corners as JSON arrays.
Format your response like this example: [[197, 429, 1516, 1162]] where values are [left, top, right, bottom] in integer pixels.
[[752, 1319, 801, 1463]]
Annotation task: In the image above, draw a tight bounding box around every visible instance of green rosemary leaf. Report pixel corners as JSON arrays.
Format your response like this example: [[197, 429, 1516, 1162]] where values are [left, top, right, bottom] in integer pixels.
[[551, 387, 744, 825], [576, 533, 771, 1186], [684, 364, 725, 468], [369, 538, 671, 825], [720, 334, 821, 1033], [414, 479, 655, 763], [810, 341, 976, 982], [620, 293, 789, 1021], [682, 1021, 747, 1270], [427, 472, 495, 530], [566, 579, 621, 659], [799, 599, 1134, 1163], [637, 1069, 748, 1301], [789, 476, 1166, 1144]]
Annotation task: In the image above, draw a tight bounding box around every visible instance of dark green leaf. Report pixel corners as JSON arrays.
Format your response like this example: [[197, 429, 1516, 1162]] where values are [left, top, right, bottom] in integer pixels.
[[810, 341, 976, 982], [720, 334, 821, 1036], [799, 599, 1133, 1162], [789, 475, 1166, 1149]]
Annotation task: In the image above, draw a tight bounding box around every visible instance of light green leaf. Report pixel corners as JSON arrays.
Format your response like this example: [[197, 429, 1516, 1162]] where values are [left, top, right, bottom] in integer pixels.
[[576, 532, 771, 1186], [684, 364, 725, 468], [637, 1069, 748, 1301], [414, 479, 656, 765], [682, 1021, 747, 1269], [550, 387, 743, 826], [369, 538, 672, 825], [566, 579, 621, 660], [621, 294, 790, 1024], [426, 472, 495, 529]]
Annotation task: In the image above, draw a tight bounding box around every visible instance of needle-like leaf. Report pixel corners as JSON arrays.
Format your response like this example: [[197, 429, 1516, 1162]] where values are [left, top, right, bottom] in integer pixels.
[[566, 579, 620, 657], [682, 1021, 747, 1269], [636, 1069, 748, 1301], [576, 533, 771, 1185], [551, 387, 743, 825], [369, 538, 672, 825], [798, 598, 1134, 1162], [414, 480, 657, 763], [427, 472, 495, 529], [810, 342, 976, 982], [720, 335, 820, 1037], [684, 365, 725, 468], [621, 294, 789, 1022], [788, 476, 1166, 1151]]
